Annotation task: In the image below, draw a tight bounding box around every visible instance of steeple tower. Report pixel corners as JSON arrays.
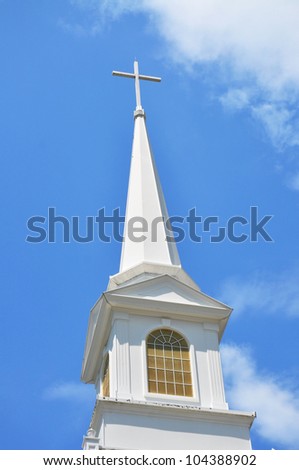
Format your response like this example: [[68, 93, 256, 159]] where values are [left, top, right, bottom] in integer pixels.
[[81, 62, 255, 450]]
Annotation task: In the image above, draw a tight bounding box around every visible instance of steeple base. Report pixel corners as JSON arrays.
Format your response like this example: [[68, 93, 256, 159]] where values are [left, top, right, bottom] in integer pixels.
[[83, 398, 255, 450], [108, 261, 199, 291]]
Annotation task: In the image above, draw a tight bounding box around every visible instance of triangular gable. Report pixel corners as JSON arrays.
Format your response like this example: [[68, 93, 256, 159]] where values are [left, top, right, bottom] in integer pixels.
[[107, 274, 230, 312]]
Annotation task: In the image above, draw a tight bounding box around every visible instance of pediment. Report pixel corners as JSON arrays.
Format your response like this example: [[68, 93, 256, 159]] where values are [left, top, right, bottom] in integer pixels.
[[106, 275, 230, 313]]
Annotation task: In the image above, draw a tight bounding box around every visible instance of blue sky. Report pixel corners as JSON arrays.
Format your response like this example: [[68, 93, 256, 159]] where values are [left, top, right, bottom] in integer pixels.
[[1, 0, 299, 450]]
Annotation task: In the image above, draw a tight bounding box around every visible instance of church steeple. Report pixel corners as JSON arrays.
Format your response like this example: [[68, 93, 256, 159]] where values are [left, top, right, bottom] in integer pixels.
[[113, 61, 180, 273], [81, 62, 255, 450]]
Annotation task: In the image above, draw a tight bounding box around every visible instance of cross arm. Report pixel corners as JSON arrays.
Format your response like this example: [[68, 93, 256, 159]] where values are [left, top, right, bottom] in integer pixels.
[[112, 71, 135, 79], [112, 71, 161, 82]]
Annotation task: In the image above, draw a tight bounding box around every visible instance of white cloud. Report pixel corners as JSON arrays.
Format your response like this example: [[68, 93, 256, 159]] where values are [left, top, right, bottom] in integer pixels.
[[251, 103, 299, 151], [43, 382, 95, 403], [219, 89, 251, 112], [65, 1, 299, 150], [221, 344, 299, 448], [219, 269, 299, 317], [150, 1, 299, 92], [287, 171, 299, 191], [79, 0, 299, 93], [63, 0, 140, 34], [219, 88, 299, 151], [57, 18, 87, 36]]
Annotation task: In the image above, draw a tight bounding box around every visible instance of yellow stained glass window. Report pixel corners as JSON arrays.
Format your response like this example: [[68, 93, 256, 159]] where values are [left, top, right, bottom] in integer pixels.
[[146, 329, 193, 397], [102, 355, 110, 398]]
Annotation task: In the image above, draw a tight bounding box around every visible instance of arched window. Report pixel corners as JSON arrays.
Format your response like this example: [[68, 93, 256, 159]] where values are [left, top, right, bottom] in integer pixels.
[[102, 354, 110, 397], [146, 329, 192, 397]]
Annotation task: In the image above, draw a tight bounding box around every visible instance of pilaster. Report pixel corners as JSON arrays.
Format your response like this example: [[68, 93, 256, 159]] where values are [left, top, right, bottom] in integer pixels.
[[113, 314, 132, 400], [204, 322, 228, 409]]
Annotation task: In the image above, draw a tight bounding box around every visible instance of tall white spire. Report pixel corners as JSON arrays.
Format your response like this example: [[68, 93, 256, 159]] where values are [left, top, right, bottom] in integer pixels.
[[113, 61, 181, 273]]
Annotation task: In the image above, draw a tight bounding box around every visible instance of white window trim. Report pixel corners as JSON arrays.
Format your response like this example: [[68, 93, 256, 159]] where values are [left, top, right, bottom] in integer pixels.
[[141, 327, 201, 406]]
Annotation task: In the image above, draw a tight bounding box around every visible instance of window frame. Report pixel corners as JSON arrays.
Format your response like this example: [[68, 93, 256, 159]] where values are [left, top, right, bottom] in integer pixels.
[[145, 327, 196, 401]]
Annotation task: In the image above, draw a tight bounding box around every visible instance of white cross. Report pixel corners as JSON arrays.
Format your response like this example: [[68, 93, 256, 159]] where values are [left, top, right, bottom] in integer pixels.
[[112, 61, 161, 110]]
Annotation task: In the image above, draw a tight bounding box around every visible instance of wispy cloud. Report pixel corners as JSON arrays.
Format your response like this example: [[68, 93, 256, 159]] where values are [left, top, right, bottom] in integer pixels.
[[221, 344, 299, 448], [71, 1, 299, 91], [43, 382, 94, 404], [221, 90, 299, 152], [57, 18, 87, 37], [218, 268, 299, 317], [251, 103, 299, 151], [63, 0, 299, 180], [219, 88, 251, 112], [61, 0, 140, 35], [64, 0, 299, 92], [287, 171, 299, 191]]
